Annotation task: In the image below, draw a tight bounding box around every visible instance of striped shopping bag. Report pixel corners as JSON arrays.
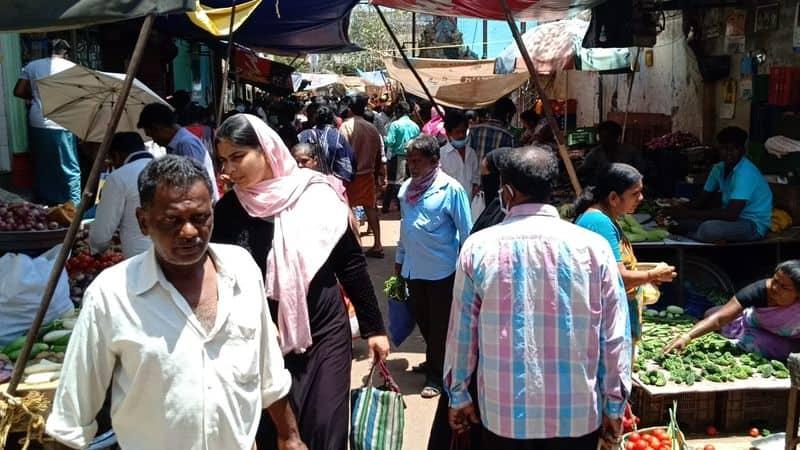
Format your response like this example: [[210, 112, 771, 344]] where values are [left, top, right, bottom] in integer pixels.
[[350, 360, 405, 450]]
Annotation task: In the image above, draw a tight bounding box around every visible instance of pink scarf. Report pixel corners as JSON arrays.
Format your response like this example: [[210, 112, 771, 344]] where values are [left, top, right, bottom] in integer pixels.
[[233, 115, 350, 354], [403, 166, 440, 205], [422, 106, 446, 140]]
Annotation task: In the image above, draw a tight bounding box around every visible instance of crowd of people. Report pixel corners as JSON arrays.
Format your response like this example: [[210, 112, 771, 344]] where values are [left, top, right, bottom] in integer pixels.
[[29, 77, 798, 450]]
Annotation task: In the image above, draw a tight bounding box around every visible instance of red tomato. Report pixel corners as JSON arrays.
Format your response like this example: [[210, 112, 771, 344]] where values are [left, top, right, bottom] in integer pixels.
[[635, 439, 649, 450], [750, 428, 760, 437], [706, 426, 718, 436], [628, 432, 641, 442], [625, 442, 636, 450], [704, 445, 715, 450], [649, 436, 661, 448]]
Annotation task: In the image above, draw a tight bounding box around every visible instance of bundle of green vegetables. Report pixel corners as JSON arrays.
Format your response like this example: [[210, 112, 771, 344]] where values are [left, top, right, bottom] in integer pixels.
[[635, 308, 790, 386], [383, 275, 407, 302], [620, 214, 669, 243]]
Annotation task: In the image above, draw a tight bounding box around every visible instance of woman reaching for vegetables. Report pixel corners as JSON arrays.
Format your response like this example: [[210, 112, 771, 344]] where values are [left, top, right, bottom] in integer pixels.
[[664, 259, 800, 360], [575, 163, 677, 344]]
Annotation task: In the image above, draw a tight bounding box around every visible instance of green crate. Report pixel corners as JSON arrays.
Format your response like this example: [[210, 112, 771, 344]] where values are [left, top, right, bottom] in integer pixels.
[[568, 127, 596, 147]]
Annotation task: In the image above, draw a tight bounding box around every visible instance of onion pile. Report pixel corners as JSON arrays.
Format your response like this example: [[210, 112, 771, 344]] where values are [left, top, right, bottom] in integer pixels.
[[645, 132, 701, 151], [0, 201, 61, 232]]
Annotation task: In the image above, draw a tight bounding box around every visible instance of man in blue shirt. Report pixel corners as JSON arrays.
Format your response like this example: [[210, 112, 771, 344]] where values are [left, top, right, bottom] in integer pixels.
[[668, 127, 772, 242], [395, 135, 472, 399], [138, 103, 219, 201]]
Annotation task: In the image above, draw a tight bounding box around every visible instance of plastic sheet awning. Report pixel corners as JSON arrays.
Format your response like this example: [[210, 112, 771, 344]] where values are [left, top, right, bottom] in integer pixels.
[[383, 57, 530, 109], [0, 0, 194, 32], [370, 0, 604, 22], [162, 0, 361, 55], [494, 18, 632, 74]]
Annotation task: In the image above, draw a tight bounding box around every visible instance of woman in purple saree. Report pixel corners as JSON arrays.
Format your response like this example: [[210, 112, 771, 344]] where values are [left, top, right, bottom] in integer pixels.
[[664, 260, 800, 360]]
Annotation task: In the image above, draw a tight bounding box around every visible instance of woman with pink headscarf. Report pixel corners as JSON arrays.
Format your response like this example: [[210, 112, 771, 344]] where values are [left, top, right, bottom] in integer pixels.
[[211, 114, 390, 450], [422, 105, 448, 145]]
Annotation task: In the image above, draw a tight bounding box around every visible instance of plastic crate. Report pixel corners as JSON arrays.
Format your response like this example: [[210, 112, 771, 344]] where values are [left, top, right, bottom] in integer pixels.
[[631, 386, 716, 432], [567, 127, 597, 147], [721, 389, 788, 431]]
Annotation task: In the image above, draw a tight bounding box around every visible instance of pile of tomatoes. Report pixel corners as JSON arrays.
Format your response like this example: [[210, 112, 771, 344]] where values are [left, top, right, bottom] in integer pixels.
[[65, 251, 124, 275], [623, 429, 674, 450]]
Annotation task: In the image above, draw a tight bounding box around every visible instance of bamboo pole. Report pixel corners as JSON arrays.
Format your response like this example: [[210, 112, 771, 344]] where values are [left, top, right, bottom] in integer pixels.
[[499, 0, 581, 195], [374, 5, 442, 116], [7, 14, 156, 395], [216, 1, 238, 127]]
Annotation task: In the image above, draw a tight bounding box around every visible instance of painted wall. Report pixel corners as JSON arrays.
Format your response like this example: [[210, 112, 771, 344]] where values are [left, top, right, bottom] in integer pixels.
[[598, 12, 705, 138]]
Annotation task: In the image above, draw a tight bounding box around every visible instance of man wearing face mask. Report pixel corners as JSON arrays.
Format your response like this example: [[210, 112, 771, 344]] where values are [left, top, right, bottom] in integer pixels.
[[467, 97, 519, 203], [440, 110, 480, 200], [444, 145, 631, 450]]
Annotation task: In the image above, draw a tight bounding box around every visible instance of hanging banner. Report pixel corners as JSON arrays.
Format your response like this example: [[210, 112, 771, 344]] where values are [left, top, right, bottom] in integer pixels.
[[725, 9, 746, 53], [232, 47, 293, 89]]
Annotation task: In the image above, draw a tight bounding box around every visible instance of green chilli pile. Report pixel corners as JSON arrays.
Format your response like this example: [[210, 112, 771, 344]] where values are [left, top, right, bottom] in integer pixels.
[[635, 311, 790, 386]]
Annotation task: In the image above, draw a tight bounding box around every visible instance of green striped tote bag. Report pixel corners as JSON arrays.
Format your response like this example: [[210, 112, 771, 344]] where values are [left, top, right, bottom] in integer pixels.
[[350, 360, 405, 450]]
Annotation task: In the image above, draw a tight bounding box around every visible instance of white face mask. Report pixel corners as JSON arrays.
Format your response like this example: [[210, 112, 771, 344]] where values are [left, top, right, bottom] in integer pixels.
[[497, 185, 513, 215]]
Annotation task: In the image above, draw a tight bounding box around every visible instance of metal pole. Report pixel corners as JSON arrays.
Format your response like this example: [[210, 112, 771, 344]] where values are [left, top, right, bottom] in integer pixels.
[[499, 0, 581, 195], [411, 12, 416, 58], [374, 5, 442, 115], [216, 0, 238, 128], [621, 47, 642, 143], [482, 20, 488, 59], [7, 14, 157, 395]]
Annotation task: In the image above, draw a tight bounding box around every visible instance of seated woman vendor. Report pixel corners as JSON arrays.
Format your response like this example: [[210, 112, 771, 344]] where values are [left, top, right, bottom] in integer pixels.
[[667, 126, 772, 243], [663, 260, 800, 360]]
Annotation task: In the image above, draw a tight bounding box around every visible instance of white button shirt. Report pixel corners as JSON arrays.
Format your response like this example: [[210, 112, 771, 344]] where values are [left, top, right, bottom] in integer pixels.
[[46, 244, 292, 450], [439, 143, 480, 199], [88, 152, 153, 258]]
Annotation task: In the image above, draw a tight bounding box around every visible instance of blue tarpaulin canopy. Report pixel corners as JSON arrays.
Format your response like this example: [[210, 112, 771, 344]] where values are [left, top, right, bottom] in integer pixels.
[[162, 0, 361, 55]]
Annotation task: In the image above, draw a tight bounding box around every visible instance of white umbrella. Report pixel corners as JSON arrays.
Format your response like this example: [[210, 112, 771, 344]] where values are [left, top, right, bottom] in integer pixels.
[[37, 64, 171, 143]]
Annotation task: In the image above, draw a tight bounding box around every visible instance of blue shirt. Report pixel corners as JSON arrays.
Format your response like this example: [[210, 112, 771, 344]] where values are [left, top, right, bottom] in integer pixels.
[[575, 210, 623, 262], [704, 157, 772, 236], [395, 171, 473, 280], [168, 127, 219, 201]]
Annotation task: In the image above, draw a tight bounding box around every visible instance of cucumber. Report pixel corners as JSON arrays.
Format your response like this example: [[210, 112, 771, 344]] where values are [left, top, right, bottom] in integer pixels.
[[30, 343, 49, 357], [666, 305, 684, 315], [2, 335, 27, 355], [52, 333, 72, 346], [43, 330, 72, 344], [50, 345, 68, 353], [37, 320, 63, 339]]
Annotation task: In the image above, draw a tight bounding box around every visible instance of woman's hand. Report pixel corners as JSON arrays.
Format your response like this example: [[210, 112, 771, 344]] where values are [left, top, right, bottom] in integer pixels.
[[649, 264, 677, 283], [662, 333, 691, 354], [367, 335, 391, 362]]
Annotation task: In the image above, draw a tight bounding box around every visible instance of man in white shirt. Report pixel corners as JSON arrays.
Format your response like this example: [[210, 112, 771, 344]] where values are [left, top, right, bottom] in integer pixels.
[[137, 103, 220, 201], [439, 110, 480, 200], [46, 155, 306, 450], [14, 39, 81, 206], [89, 132, 153, 258]]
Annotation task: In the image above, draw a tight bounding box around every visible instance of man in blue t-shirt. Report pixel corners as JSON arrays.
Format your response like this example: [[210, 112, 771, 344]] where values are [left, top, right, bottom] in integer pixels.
[[668, 127, 772, 243]]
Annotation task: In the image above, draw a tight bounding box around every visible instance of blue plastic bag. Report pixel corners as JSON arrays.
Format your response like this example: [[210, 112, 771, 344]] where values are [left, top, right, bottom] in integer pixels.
[[387, 297, 415, 347]]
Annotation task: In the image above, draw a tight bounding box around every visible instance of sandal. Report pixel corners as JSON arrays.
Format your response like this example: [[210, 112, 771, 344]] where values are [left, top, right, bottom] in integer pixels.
[[364, 248, 384, 259], [420, 385, 441, 398]]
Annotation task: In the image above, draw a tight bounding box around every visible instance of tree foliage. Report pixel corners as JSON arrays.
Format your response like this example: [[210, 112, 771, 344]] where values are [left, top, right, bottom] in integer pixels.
[[315, 6, 412, 75]]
